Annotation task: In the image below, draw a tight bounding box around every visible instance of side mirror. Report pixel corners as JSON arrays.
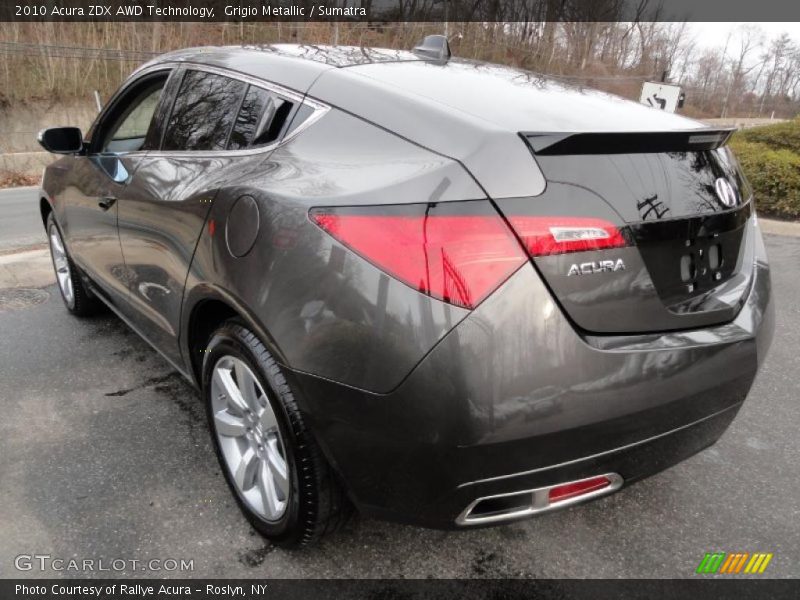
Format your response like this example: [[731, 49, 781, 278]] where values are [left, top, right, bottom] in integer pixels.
[[38, 127, 84, 154]]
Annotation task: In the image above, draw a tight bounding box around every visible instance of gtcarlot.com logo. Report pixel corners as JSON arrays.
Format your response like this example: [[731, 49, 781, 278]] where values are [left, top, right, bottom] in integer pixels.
[[14, 554, 194, 572], [696, 552, 773, 575]]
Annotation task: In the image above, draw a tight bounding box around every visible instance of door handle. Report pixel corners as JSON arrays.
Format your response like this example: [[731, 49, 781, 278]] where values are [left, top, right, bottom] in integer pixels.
[[98, 196, 117, 210]]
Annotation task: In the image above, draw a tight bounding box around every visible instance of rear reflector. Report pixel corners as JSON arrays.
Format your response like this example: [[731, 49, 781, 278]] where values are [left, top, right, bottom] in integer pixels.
[[506, 216, 630, 256], [457, 473, 623, 525], [310, 202, 527, 309], [548, 475, 612, 504]]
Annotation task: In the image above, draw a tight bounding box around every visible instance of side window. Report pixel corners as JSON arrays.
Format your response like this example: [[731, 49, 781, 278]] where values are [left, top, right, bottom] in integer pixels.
[[228, 85, 296, 150], [162, 70, 246, 151], [98, 77, 167, 153]]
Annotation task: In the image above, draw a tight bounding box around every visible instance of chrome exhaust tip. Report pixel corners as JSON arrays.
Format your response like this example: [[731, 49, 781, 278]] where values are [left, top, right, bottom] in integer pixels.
[[456, 473, 624, 526]]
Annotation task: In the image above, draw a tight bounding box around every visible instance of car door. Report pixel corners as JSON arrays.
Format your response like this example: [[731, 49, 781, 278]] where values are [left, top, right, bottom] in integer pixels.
[[60, 71, 171, 306], [116, 67, 300, 367]]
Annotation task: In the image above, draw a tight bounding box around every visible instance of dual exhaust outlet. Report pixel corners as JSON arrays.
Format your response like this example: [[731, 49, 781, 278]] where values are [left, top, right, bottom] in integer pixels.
[[457, 473, 624, 526]]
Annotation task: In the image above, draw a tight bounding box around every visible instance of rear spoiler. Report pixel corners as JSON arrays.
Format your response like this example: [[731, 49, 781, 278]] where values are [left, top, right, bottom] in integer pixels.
[[522, 129, 736, 155]]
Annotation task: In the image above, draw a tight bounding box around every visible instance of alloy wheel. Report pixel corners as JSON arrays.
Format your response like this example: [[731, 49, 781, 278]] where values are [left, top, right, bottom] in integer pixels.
[[49, 224, 74, 306], [210, 355, 290, 521]]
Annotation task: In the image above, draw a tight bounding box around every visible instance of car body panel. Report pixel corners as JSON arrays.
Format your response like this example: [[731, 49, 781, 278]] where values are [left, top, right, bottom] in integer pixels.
[[289, 220, 773, 526], [115, 154, 222, 365], [307, 65, 546, 199], [42, 154, 139, 307], [496, 193, 755, 333], [182, 106, 480, 392], [307, 59, 705, 199], [340, 59, 703, 133]]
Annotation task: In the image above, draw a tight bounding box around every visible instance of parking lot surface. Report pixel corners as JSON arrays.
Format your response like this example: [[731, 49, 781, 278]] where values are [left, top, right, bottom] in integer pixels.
[[0, 187, 45, 251], [1, 234, 798, 579]]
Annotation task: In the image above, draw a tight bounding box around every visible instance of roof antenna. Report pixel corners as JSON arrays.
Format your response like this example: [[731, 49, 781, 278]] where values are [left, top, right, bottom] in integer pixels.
[[412, 35, 451, 62]]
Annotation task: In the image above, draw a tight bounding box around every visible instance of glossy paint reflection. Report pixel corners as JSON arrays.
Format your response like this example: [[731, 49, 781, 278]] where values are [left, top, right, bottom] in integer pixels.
[[117, 154, 225, 364], [244, 44, 420, 67], [496, 183, 755, 333], [535, 148, 753, 222], [54, 154, 143, 305], [183, 108, 484, 391], [289, 229, 772, 521]]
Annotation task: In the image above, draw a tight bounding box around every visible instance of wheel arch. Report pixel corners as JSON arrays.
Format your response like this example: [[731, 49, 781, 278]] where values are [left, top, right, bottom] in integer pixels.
[[182, 283, 353, 514], [182, 285, 290, 389], [40, 196, 53, 227]]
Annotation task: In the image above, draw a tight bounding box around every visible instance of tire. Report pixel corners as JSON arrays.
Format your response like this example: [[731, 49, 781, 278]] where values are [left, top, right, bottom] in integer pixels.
[[202, 321, 349, 548], [46, 212, 99, 317]]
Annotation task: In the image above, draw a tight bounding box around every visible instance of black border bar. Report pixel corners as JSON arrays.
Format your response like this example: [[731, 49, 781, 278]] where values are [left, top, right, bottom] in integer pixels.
[[3, 579, 800, 600], [3, 0, 800, 22]]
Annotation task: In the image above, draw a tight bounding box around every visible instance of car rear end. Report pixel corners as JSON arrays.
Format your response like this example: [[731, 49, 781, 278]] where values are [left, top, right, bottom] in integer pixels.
[[295, 121, 774, 528], [448, 128, 774, 525]]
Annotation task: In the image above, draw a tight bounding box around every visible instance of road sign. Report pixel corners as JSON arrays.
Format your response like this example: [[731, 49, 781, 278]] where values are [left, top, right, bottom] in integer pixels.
[[640, 82, 684, 113]]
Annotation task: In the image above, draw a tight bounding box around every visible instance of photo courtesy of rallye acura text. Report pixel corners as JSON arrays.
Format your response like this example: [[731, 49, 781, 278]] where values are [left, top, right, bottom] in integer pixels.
[[37, 35, 774, 548]]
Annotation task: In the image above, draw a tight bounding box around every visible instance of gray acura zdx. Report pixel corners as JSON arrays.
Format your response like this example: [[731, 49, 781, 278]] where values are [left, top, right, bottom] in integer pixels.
[[37, 38, 774, 547]]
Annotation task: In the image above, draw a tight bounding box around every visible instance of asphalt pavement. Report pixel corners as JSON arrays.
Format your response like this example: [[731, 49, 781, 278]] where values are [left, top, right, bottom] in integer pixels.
[[0, 189, 798, 578], [0, 187, 46, 251]]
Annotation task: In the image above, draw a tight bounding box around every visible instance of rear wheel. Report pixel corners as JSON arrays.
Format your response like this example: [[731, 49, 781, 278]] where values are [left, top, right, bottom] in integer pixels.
[[46, 212, 98, 316], [202, 321, 349, 548]]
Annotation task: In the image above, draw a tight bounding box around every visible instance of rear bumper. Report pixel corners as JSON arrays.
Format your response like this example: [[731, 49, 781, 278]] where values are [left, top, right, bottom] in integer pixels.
[[451, 402, 739, 527], [290, 224, 774, 528]]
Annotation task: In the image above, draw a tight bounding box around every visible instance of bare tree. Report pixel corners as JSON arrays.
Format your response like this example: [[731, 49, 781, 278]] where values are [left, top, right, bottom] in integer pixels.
[[720, 25, 763, 117], [0, 19, 797, 122]]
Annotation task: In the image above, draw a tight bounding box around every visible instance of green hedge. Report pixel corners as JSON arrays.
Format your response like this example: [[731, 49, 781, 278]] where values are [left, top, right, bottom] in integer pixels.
[[734, 118, 800, 154], [730, 119, 800, 220]]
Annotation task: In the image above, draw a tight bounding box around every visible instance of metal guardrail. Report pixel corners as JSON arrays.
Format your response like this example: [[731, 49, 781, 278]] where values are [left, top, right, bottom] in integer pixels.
[[0, 41, 158, 61]]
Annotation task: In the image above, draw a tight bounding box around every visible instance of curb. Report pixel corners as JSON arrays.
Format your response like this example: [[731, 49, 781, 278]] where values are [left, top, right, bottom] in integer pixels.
[[759, 218, 800, 238], [0, 248, 55, 289]]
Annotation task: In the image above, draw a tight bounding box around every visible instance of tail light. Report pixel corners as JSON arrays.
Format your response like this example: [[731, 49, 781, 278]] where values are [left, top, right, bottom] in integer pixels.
[[310, 204, 631, 309], [309, 202, 527, 309], [506, 216, 630, 256]]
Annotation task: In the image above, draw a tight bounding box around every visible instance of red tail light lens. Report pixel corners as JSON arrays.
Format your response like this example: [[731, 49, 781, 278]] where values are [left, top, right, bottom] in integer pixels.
[[310, 203, 527, 309], [548, 475, 612, 504], [506, 216, 630, 256]]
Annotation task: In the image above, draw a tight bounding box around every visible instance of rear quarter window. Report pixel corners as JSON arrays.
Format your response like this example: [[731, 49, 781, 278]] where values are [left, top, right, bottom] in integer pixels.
[[227, 85, 298, 151]]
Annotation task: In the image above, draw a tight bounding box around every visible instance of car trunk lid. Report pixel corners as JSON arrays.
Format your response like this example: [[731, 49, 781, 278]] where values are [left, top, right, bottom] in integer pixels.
[[494, 129, 756, 334]]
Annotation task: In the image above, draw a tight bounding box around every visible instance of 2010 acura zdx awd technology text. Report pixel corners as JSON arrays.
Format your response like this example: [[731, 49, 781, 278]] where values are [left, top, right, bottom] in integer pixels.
[[37, 37, 774, 548]]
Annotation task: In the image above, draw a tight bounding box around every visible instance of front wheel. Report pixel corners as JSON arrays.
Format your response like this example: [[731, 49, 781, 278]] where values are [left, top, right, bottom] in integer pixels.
[[46, 212, 98, 316], [202, 321, 349, 548]]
